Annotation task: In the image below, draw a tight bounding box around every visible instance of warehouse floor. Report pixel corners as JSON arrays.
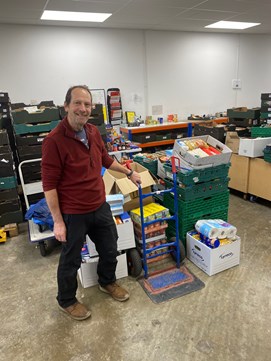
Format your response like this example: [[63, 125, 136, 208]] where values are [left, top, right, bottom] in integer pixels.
[[0, 192, 271, 361]]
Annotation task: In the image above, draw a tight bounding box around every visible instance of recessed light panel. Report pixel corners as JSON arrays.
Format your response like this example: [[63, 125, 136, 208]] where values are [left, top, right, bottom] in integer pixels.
[[205, 21, 260, 30], [41, 10, 112, 22]]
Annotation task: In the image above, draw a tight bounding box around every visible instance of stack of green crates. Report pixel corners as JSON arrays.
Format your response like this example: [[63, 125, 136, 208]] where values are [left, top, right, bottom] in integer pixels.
[[133, 154, 158, 176], [162, 163, 231, 246], [251, 125, 271, 138]]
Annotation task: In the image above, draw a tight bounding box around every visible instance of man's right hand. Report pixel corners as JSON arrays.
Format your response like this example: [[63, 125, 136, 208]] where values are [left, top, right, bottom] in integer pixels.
[[54, 221, 67, 243]]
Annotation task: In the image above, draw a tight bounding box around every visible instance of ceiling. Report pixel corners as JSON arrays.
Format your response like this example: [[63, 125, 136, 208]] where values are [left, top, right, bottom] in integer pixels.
[[1, 0, 271, 34]]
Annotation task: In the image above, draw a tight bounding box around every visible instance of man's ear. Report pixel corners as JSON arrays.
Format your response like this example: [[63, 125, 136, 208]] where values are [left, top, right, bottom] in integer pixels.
[[64, 102, 68, 112]]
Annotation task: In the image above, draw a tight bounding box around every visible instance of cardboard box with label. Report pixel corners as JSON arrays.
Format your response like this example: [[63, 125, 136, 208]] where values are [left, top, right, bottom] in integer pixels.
[[103, 162, 155, 211], [78, 253, 128, 288], [186, 231, 241, 276], [238, 137, 271, 158]]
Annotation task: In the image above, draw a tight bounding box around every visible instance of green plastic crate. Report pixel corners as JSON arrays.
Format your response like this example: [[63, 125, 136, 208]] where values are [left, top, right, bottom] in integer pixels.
[[133, 156, 158, 176], [166, 208, 229, 244], [163, 163, 230, 185], [12, 108, 60, 124], [251, 126, 271, 138], [164, 177, 230, 201], [14, 120, 60, 135], [0, 176, 17, 190], [163, 190, 230, 219]]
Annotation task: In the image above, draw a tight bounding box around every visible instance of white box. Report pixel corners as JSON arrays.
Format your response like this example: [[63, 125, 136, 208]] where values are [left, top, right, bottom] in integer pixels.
[[78, 253, 128, 288], [86, 216, 135, 256], [173, 135, 232, 166], [238, 137, 271, 158], [186, 231, 241, 276]]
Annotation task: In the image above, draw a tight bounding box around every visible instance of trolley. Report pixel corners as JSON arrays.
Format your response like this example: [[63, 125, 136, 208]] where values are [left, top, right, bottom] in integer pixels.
[[18, 158, 55, 256], [128, 156, 185, 278]]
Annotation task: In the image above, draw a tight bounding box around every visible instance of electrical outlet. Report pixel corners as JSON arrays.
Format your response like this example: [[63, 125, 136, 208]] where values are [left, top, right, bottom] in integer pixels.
[[232, 79, 242, 89]]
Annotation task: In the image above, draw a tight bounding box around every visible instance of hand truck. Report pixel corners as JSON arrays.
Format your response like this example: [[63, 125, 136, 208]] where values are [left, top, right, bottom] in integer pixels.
[[128, 156, 186, 279]]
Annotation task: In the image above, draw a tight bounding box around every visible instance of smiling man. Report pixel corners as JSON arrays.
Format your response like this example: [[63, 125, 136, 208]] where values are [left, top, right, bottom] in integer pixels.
[[42, 85, 141, 321]]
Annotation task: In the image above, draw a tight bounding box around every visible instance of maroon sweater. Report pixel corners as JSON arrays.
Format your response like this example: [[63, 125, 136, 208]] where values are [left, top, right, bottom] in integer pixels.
[[42, 117, 114, 214]]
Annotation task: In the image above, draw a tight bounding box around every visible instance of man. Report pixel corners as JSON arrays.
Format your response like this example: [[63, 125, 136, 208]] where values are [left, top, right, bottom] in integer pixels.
[[42, 85, 141, 321]]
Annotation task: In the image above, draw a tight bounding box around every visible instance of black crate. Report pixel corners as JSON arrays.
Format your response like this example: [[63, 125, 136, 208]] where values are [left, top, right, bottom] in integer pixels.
[[0, 92, 9, 103], [132, 133, 156, 143], [0, 130, 9, 146], [0, 188, 18, 202], [0, 145, 11, 154], [194, 124, 226, 142], [0, 209, 23, 226], [261, 93, 271, 100], [0, 198, 21, 213], [15, 134, 47, 146], [229, 118, 260, 127], [88, 114, 104, 126], [0, 153, 15, 177]]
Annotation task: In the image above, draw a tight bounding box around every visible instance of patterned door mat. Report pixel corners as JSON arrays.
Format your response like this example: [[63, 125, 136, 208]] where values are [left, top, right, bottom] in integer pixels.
[[138, 265, 205, 304]]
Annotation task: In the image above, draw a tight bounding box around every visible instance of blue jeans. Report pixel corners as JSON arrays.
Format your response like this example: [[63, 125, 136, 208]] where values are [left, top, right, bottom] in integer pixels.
[[57, 202, 118, 308]]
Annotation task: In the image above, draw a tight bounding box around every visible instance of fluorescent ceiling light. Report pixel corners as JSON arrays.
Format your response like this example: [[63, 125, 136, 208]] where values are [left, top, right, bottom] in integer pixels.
[[205, 21, 260, 30], [41, 10, 112, 22]]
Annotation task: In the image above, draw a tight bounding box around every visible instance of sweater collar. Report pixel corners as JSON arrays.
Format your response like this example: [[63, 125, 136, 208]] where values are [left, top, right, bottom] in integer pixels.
[[62, 116, 92, 140]]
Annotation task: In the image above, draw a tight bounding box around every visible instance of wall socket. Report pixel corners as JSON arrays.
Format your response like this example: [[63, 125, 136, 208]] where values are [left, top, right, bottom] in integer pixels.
[[232, 79, 242, 89]]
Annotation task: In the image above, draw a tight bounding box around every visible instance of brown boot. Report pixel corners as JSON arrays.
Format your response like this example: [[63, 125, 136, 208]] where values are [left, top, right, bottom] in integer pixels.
[[99, 282, 130, 302], [58, 301, 91, 321]]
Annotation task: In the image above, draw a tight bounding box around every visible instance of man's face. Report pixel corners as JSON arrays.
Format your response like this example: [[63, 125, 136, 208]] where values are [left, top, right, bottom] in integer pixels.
[[65, 88, 92, 131]]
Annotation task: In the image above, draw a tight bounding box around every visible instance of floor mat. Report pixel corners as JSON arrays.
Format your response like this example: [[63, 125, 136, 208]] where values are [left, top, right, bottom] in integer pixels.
[[138, 265, 205, 304]]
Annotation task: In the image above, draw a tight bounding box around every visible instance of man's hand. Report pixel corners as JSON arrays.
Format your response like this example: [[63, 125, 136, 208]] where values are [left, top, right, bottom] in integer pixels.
[[129, 171, 141, 186], [54, 220, 67, 243]]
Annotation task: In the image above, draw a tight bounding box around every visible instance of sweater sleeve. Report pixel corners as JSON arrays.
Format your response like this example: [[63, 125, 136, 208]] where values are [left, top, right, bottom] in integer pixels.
[[42, 137, 63, 192]]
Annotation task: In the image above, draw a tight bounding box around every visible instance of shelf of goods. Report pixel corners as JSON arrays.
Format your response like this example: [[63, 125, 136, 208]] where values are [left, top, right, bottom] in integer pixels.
[[120, 118, 228, 149]]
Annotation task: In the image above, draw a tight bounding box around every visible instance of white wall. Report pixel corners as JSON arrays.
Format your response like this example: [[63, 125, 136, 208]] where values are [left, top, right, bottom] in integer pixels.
[[0, 24, 147, 116], [1, 24, 271, 119]]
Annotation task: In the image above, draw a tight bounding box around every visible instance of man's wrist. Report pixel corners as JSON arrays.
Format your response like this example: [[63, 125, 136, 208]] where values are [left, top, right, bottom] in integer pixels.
[[126, 170, 134, 178]]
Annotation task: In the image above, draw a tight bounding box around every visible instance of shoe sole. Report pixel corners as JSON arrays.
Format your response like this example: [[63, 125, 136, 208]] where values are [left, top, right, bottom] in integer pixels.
[[99, 285, 129, 302], [58, 304, 91, 321]]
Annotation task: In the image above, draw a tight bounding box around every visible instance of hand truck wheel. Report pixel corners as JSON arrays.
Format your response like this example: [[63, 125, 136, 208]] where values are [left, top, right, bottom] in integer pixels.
[[170, 237, 186, 263], [39, 241, 47, 257], [127, 248, 142, 277]]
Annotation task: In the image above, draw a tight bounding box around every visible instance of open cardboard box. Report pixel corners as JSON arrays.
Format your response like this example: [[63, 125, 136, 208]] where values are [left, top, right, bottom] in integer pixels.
[[103, 162, 156, 212], [173, 135, 232, 166]]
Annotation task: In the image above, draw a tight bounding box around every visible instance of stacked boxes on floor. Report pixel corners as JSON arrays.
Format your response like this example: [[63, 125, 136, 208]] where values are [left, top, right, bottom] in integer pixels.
[[0, 93, 18, 166], [260, 93, 271, 124], [12, 106, 61, 207], [130, 203, 170, 263], [78, 212, 133, 288], [227, 107, 261, 127], [0, 130, 23, 226], [162, 135, 232, 247]]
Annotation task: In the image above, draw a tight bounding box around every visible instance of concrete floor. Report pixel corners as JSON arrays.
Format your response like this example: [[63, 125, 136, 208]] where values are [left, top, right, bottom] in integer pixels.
[[0, 193, 271, 361]]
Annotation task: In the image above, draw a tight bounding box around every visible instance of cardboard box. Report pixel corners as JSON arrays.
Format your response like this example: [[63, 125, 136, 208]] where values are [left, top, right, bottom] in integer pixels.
[[248, 158, 271, 201], [86, 215, 136, 255], [173, 135, 232, 166], [228, 154, 250, 193], [103, 162, 155, 211], [78, 253, 128, 288], [225, 131, 240, 154], [186, 231, 241, 276], [238, 137, 271, 157]]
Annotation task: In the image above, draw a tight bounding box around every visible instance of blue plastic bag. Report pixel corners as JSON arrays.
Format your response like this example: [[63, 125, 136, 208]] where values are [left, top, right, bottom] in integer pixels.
[[25, 198, 54, 230]]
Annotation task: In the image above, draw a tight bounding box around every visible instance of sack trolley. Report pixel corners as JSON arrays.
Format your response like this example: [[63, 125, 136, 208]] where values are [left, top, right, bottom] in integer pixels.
[[18, 158, 55, 256], [128, 156, 185, 279]]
